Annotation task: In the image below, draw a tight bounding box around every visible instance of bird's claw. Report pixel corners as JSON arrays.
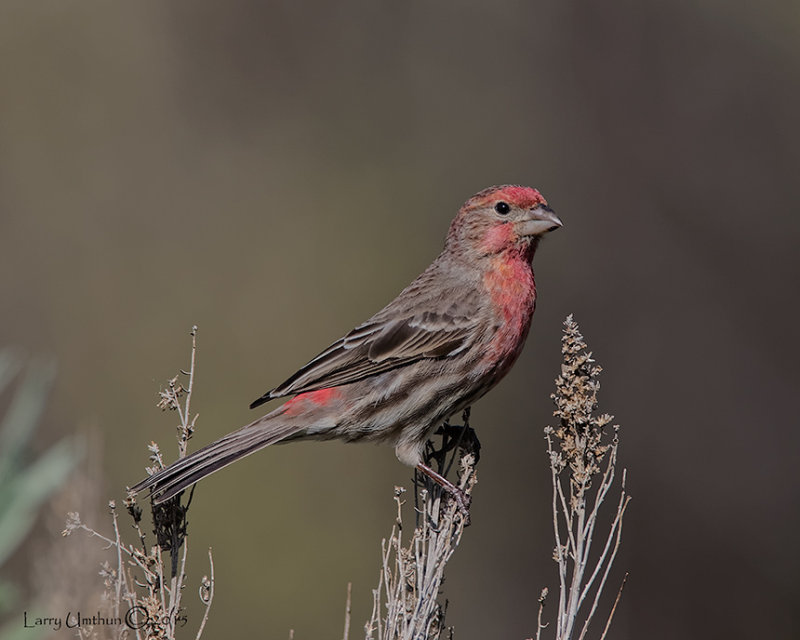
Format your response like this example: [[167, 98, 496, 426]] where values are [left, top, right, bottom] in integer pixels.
[[416, 461, 473, 526]]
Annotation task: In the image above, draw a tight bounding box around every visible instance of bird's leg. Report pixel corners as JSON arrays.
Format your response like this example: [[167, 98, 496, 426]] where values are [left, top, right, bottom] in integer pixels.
[[416, 461, 472, 522], [418, 408, 478, 523]]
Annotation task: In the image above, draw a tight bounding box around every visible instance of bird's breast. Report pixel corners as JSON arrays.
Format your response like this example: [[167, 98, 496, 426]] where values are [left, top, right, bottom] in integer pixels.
[[481, 255, 537, 371]]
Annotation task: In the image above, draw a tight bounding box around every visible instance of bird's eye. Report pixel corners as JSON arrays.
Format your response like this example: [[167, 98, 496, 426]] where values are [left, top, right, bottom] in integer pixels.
[[494, 201, 510, 215]]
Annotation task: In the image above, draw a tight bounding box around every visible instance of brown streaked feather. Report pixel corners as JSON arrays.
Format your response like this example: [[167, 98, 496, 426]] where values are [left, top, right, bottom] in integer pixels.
[[255, 314, 476, 402], [249, 273, 483, 408]]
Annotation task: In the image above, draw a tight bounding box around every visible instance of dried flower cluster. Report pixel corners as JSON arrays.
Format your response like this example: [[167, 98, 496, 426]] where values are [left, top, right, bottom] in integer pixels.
[[538, 315, 629, 640], [549, 314, 615, 504]]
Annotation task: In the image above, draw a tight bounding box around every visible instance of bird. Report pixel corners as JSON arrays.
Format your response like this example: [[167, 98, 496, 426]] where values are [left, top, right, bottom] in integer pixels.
[[130, 185, 562, 509]]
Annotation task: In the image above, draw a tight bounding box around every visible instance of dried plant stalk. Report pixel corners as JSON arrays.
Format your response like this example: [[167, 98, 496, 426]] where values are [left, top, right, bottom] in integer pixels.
[[540, 315, 630, 640], [62, 326, 214, 640], [363, 416, 478, 640]]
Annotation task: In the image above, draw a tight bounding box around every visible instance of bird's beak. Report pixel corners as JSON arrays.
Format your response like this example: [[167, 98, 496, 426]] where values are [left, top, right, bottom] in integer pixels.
[[515, 205, 563, 237]]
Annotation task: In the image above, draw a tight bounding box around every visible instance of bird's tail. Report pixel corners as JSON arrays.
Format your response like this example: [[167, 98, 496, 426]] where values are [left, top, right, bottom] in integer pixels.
[[129, 414, 305, 504]]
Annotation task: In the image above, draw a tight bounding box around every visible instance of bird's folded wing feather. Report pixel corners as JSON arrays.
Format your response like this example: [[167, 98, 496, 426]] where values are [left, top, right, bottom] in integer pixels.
[[250, 304, 480, 407]]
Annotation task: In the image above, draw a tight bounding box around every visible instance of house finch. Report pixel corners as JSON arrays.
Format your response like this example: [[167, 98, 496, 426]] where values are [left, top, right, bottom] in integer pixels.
[[131, 185, 561, 509]]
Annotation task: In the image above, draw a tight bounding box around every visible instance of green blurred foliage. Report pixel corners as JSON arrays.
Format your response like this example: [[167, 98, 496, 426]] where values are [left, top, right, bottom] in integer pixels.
[[0, 1, 798, 639], [0, 353, 83, 638]]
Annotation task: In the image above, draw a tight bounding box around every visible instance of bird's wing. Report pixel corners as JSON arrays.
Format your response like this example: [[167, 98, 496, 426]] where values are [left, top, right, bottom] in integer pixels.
[[250, 298, 481, 408]]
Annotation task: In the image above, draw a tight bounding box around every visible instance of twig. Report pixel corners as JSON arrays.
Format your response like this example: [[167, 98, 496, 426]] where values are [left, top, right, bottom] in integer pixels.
[[195, 548, 215, 640], [535, 588, 549, 640], [577, 491, 630, 640], [342, 581, 352, 640], [599, 573, 628, 640], [578, 468, 625, 609], [178, 326, 198, 459], [110, 503, 123, 621]]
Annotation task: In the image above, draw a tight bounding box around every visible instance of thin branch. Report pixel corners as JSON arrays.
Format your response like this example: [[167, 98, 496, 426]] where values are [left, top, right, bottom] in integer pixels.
[[195, 548, 215, 640], [535, 588, 549, 640], [577, 493, 630, 640], [178, 326, 198, 459], [599, 573, 628, 640], [68, 522, 134, 558], [578, 467, 625, 607], [342, 582, 352, 640]]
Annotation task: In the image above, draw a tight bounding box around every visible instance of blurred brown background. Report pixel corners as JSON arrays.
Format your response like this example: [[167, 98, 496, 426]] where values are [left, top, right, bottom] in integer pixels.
[[1, 0, 798, 638]]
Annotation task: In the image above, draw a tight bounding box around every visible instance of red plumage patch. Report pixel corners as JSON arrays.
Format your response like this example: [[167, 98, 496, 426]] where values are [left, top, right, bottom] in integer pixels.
[[470, 185, 547, 210], [482, 253, 537, 366], [283, 387, 341, 416], [480, 222, 517, 254], [494, 185, 546, 209]]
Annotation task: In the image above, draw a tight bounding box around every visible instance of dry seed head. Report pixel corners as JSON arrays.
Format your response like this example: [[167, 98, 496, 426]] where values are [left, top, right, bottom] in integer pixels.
[[547, 315, 619, 485]]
